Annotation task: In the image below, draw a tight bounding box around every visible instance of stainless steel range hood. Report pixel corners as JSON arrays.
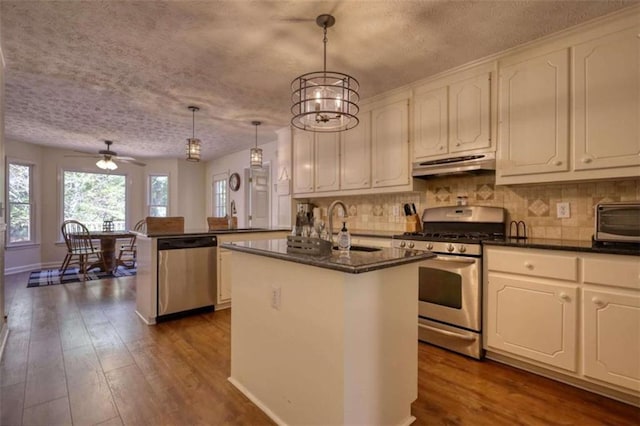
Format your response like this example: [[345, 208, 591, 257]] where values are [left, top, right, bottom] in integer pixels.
[[412, 152, 496, 178]]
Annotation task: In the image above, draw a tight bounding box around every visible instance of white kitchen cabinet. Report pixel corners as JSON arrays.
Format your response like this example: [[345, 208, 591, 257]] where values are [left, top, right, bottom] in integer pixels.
[[485, 246, 640, 400], [573, 25, 640, 171], [314, 132, 340, 192], [486, 273, 578, 372], [497, 48, 570, 178], [413, 66, 493, 161], [341, 111, 371, 190], [292, 130, 314, 194], [371, 98, 410, 188], [218, 248, 232, 304], [583, 287, 640, 392]]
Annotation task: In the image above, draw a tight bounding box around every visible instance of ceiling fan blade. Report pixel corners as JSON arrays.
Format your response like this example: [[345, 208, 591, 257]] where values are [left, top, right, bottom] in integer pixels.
[[64, 153, 100, 159], [118, 157, 146, 167]]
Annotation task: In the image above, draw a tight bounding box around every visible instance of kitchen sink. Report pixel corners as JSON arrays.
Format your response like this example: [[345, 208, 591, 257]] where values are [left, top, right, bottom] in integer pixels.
[[333, 245, 382, 252]]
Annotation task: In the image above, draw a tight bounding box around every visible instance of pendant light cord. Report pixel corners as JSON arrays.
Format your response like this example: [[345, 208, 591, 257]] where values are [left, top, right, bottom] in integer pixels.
[[323, 24, 328, 76]]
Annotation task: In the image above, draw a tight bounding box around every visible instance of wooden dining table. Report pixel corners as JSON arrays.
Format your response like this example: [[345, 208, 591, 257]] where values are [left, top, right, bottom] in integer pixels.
[[88, 230, 135, 273]]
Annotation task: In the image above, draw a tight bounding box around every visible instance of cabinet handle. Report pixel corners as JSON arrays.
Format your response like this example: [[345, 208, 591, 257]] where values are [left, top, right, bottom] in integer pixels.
[[363, 181, 368, 185], [524, 261, 534, 270], [581, 157, 593, 164], [456, 142, 461, 147], [592, 297, 606, 308], [554, 160, 562, 166], [559, 292, 570, 302], [439, 145, 444, 151]]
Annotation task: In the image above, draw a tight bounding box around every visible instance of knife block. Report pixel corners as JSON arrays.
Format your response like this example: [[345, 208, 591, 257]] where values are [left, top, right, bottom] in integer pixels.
[[405, 214, 422, 233]]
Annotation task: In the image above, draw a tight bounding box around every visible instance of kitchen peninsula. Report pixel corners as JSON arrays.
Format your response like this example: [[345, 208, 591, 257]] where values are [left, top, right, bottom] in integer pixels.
[[135, 228, 289, 324], [223, 239, 434, 426]]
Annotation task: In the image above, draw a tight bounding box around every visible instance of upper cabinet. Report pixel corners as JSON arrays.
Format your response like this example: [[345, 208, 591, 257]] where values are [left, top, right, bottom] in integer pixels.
[[292, 92, 425, 197], [496, 14, 640, 185], [413, 65, 493, 161]]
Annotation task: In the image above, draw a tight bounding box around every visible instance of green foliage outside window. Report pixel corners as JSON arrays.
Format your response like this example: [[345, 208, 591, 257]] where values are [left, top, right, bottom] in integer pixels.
[[149, 175, 168, 217], [63, 171, 126, 231], [8, 163, 32, 243]]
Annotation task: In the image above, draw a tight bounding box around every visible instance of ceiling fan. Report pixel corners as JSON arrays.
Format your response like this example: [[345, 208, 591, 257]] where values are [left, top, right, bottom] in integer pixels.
[[67, 140, 146, 169]]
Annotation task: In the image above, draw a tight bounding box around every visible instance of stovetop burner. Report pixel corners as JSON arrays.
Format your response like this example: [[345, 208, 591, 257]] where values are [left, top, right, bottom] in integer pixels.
[[400, 231, 505, 243]]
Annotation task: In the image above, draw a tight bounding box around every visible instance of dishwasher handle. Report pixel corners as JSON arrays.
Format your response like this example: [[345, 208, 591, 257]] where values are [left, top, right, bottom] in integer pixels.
[[157, 236, 218, 250]]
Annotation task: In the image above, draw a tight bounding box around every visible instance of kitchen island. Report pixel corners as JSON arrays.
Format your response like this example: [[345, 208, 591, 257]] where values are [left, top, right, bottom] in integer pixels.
[[222, 239, 434, 426]]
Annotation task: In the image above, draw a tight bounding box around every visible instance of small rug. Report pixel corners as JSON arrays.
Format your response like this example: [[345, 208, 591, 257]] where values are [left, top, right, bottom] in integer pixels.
[[27, 266, 136, 288]]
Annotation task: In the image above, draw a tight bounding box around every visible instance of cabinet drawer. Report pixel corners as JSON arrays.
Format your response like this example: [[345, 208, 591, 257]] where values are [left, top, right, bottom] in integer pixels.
[[486, 247, 578, 281], [583, 254, 640, 290]]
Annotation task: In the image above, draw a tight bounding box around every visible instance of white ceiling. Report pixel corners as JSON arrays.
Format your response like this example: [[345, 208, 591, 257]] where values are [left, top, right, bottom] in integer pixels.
[[1, 1, 635, 162]]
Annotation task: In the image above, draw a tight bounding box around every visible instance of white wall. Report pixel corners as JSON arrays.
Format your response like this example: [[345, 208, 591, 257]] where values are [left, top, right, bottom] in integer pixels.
[[4, 140, 206, 273]]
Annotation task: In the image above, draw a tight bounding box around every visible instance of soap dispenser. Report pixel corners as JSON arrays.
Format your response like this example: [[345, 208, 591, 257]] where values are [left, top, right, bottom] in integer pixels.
[[337, 222, 351, 252]]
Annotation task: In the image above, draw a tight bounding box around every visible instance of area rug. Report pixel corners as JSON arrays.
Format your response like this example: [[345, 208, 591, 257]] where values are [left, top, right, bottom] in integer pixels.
[[27, 266, 136, 288]]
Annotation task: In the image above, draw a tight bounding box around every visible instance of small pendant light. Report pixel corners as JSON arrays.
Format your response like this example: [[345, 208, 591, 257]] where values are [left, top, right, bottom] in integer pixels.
[[186, 106, 201, 162], [249, 120, 263, 169]]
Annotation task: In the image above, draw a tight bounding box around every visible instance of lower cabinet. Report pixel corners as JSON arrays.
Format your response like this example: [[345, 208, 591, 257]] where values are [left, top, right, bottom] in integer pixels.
[[486, 274, 578, 371], [485, 246, 640, 398], [218, 248, 233, 304]]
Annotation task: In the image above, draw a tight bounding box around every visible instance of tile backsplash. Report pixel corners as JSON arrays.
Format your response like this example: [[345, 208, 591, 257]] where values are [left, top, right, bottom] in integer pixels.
[[307, 175, 640, 241]]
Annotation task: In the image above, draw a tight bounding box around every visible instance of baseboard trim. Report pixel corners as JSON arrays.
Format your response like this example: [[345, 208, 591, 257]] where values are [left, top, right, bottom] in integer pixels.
[[228, 376, 287, 426], [0, 323, 9, 363], [5, 261, 61, 275]]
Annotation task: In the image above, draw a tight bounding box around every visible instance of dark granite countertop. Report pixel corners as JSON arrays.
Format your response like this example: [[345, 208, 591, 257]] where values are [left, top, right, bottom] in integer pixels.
[[135, 227, 290, 238], [221, 238, 435, 274], [483, 238, 640, 256]]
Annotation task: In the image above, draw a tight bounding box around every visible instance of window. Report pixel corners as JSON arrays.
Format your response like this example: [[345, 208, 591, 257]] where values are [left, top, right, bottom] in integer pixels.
[[63, 170, 126, 231], [213, 174, 228, 217], [8, 162, 35, 244], [148, 174, 168, 217]]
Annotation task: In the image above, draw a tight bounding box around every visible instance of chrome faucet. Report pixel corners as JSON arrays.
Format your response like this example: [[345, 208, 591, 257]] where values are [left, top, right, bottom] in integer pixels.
[[327, 200, 348, 243]]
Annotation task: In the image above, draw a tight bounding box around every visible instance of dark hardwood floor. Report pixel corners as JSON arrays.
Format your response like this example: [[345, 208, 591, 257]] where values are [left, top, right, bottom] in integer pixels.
[[1, 272, 639, 425]]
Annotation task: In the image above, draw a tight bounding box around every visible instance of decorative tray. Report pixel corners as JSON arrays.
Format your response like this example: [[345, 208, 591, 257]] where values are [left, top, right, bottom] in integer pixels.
[[286, 235, 332, 256]]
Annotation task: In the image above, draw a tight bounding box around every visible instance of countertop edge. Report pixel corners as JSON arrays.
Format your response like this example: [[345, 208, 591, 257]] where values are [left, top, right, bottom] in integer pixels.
[[135, 228, 291, 238], [483, 238, 640, 256], [222, 241, 434, 274]]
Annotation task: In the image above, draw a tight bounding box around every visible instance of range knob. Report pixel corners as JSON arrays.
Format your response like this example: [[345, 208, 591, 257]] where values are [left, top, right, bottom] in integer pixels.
[[459, 245, 466, 253], [426, 243, 434, 250], [408, 242, 415, 249], [447, 244, 455, 252], [400, 241, 406, 248]]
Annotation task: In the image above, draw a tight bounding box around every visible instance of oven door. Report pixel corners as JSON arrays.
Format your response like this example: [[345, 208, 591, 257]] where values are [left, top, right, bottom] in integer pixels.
[[417, 254, 481, 331]]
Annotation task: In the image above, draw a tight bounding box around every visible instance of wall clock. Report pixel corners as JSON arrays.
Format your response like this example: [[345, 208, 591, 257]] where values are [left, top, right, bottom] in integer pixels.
[[229, 172, 241, 191]]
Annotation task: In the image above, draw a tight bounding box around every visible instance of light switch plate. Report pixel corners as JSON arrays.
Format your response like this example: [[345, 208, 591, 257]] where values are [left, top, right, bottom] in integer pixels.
[[556, 202, 571, 218]]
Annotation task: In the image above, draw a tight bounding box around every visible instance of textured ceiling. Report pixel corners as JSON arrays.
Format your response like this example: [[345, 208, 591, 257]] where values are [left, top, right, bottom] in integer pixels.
[[1, 1, 635, 162]]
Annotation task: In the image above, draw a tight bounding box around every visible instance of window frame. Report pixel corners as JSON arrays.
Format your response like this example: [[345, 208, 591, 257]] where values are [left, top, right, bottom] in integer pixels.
[[6, 159, 36, 247], [147, 173, 169, 217], [60, 167, 129, 233], [212, 172, 229, 218]]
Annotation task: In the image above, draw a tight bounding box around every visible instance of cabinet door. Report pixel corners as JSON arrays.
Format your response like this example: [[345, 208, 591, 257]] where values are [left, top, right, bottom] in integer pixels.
[[413, 86, 448, 158], [574, 26, 640, 171], [449, 72, 491, 153], [341, 111, 371, 190], [583, 288, 640, 392], [218, 248, 232, 303], [314, 132, 340, 192], [498, 49, 569, 176], [371, 98, 410, 188], [486, 273, 578, 371], [292, 130, 314, 194]]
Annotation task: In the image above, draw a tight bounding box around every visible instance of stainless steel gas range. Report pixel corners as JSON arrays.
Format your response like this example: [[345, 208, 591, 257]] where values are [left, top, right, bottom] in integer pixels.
[[392, 205, 506, 359]]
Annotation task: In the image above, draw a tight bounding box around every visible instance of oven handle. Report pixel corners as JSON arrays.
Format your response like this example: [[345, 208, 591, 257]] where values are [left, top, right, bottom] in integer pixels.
[[427, 256, 477, 265], [418, 323, 476, 341]]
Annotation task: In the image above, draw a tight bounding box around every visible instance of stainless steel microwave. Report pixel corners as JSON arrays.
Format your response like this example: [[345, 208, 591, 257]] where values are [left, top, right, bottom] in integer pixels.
[[594, 202, 640, 243]]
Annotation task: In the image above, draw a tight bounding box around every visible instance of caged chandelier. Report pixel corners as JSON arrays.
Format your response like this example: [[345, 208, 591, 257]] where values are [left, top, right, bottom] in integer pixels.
[[291, 14, 359, 132], [186, 106, 202, 162]]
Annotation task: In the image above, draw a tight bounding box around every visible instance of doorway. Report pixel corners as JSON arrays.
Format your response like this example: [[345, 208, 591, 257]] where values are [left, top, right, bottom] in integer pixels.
[[245, 165, 270, 228]]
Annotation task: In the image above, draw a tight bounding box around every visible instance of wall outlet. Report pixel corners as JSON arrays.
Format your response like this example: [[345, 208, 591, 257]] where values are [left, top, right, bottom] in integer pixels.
[[392, 204, 400, 217], [556, 202, 571, 219], [271, 286, 281, 310]]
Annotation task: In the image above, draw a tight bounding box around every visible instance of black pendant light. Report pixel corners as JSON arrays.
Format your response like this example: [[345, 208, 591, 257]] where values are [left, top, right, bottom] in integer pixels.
[[186, 106, 201, 162]]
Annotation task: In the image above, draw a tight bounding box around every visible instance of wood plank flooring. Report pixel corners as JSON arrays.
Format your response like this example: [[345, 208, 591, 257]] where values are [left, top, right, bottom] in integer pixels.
[[1, 272, 639, 425]]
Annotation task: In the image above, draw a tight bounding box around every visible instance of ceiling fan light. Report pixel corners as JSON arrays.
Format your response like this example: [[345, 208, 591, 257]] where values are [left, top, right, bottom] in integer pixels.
[[186, 138, 201, 162], [96, 157, 118, 170]]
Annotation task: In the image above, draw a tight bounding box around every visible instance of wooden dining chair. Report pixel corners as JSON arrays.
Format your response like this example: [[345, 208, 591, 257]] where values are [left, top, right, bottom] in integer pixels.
[[145, 216, 184, 234], [117, 219, 146, 269], [60, 220, 107, 280], [207, 216, 229, 231]]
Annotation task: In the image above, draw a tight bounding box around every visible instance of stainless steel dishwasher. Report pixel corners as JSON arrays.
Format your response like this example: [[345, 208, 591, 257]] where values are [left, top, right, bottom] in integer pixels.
[[157, 235, 217, 321]]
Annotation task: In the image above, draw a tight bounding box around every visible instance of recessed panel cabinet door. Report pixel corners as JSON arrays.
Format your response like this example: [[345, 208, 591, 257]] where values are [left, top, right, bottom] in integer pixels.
[[574, 26, 640, 171], [371, 99, 410, 188], [413, 86, 448, 158], [341, 111, 371, 190], [314, 132, 340, 192], [583, 288, 640, 392], [449, 73, 491, 153], [498, 49, 570, 177], [486, 273, 578, 372], [292, 130, 314, 194]]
